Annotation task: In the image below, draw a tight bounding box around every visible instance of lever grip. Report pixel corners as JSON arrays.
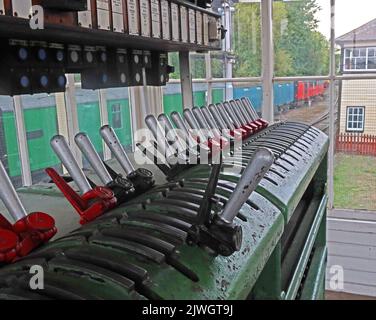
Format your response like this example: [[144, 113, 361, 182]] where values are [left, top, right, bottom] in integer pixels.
[[222, 102, 243, 128], [192, 107, 217, 140], [100, 125, 135, 176], [183, 109, 207, 142], [75, 132, 113, 186], [208, 104, 228, 130], [145, 115, 175, 159], [158, 114, 186, 155], [241, 97, 259, 120], [215, 103, 236, 131], [0, 159, 28, 222], [230, 100, 249, 126], [50, 135, 92, 195], [234, 99, 253, 124], [219, 148, 275, 224]]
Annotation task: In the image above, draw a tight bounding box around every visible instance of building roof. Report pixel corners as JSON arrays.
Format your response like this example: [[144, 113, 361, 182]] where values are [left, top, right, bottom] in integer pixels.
[[336, 18, 376, 45]]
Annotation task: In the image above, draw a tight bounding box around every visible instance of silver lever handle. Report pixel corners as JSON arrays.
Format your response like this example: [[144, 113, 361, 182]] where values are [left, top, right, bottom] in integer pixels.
[[216, 103, 236, 131], [50, 135, 92, 195], [219, 148, 274, 224], [100, 125, 135, 176], [208, 104, 228, 130], [145, 115, 175, 159], [192, 107, 215, 139], [183, 108, 207, 142], [75, 132, 113, 186], [158, 114, 186, 155], [222, 102, 243, 128], [0, 159, 28, 222]]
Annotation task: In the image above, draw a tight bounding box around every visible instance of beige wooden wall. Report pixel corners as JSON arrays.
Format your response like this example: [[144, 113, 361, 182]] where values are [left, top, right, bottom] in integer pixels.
[[340, 79, 376, 135]]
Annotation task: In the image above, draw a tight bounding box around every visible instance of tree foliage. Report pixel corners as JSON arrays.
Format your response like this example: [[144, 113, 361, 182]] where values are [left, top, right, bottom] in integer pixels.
[[233, 0, 329, 77]]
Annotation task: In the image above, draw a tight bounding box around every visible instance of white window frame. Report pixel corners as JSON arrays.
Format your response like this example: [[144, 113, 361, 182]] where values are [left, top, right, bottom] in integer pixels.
[[346, 106, 365, 132], [111, 103, 123, 129], [344, 47, 376, 71]]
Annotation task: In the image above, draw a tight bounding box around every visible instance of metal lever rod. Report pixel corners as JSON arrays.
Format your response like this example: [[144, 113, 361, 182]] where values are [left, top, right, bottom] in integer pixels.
[[219, 148, 275, 224], [230, 100, 249, 126], [234, 99, 253, 124], [75, 132, 113, 186], [222, 102, 243, 128], [183, 108, 208, 142], [192, 107, 215, 139], [157, 114, 186, 154], [145, 115, 175, 159], [50, 135, 92, 195], [241, 97, 259, 120], [200, 106, 222, 138], [208, 104, 229, 130], [100, 125, 135, 176], [170, 111, 199, 149], [215, 103, 236, 130], [0, 159, 28, 221]]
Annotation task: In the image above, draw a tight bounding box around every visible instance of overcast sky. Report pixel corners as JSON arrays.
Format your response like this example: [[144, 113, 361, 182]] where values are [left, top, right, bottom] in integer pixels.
[[315, 0, 376, 38]]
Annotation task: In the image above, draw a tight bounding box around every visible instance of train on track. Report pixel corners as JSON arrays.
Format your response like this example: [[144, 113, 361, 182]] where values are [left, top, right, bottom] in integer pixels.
[[0, 80, 327, 182]]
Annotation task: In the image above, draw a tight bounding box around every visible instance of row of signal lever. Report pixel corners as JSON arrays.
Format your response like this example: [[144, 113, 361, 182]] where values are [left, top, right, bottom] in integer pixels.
[[0, 97, 273, 263]]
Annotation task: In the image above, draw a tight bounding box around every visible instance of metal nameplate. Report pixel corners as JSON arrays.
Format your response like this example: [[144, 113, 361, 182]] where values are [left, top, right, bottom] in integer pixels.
[[188, 8, 195, 44], [113, 12, 124, 32], [180, 6, 188, 43], [196, 11, 202, 45], [171, 3, 179, 41], [97, 8, 111, 30], [78, 0, 92, 28], [12, 0, 32, 19], [127, 0, 140, 35], [97, 0, 109, 10], [151, 0, 161, 38], [161, 0, 170, 40], [140, 0, 151, 37], [111, 0, 124, 32]]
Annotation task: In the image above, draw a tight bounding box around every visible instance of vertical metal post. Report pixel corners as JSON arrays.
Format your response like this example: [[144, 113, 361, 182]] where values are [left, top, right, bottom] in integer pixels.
[[328, 0, 336, 210], [179, 51, 194, 108], [128, 87, 136, 153], [13, 96, 32, 186], [98, 89, 111, 160], [224, 2, 233, 100], [205, 53, 213, 105], [261, 0, 274, 122], [63, 74, 83, 168]]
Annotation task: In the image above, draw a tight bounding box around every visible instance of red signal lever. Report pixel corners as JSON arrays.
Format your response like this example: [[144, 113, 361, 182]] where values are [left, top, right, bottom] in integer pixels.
[[0, 160, 56, 264], [46, 135, 116, 225]]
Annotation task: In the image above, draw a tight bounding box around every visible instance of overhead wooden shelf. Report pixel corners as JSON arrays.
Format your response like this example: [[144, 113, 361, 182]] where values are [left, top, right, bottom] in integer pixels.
[[0, 15, 221, 52]]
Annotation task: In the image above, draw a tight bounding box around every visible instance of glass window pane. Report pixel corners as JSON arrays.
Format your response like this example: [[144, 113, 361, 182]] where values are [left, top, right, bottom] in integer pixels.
[[233, 1, 262, 77], [0, 96, 22, 187], [273, 0, 330, 76], [106, 88, 132, 149], [21, 93, 59, 184]]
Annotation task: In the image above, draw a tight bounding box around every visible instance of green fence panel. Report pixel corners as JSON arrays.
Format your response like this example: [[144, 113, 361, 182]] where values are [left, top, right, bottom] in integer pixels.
[[77, 102, 102, 153], [163, 93, 183, 115], [193, 91, 206, 107], [24, 106, 59, 172], [212, 88, 224, 104], [107, 99, 132, 147], [2, 111, 20, 177]]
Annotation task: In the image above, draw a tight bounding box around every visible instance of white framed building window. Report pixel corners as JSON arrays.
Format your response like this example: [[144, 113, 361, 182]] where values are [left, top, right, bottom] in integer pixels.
[[111, 103, 123, 129], [346, 106, 365, 132], [344, 47, 376, 71]]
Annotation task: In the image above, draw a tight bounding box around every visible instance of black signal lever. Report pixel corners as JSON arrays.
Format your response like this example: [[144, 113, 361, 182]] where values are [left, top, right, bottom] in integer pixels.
[[74, 132, 135, 203], [187, 147, 275, 256], [100, 125, 155, 194]]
